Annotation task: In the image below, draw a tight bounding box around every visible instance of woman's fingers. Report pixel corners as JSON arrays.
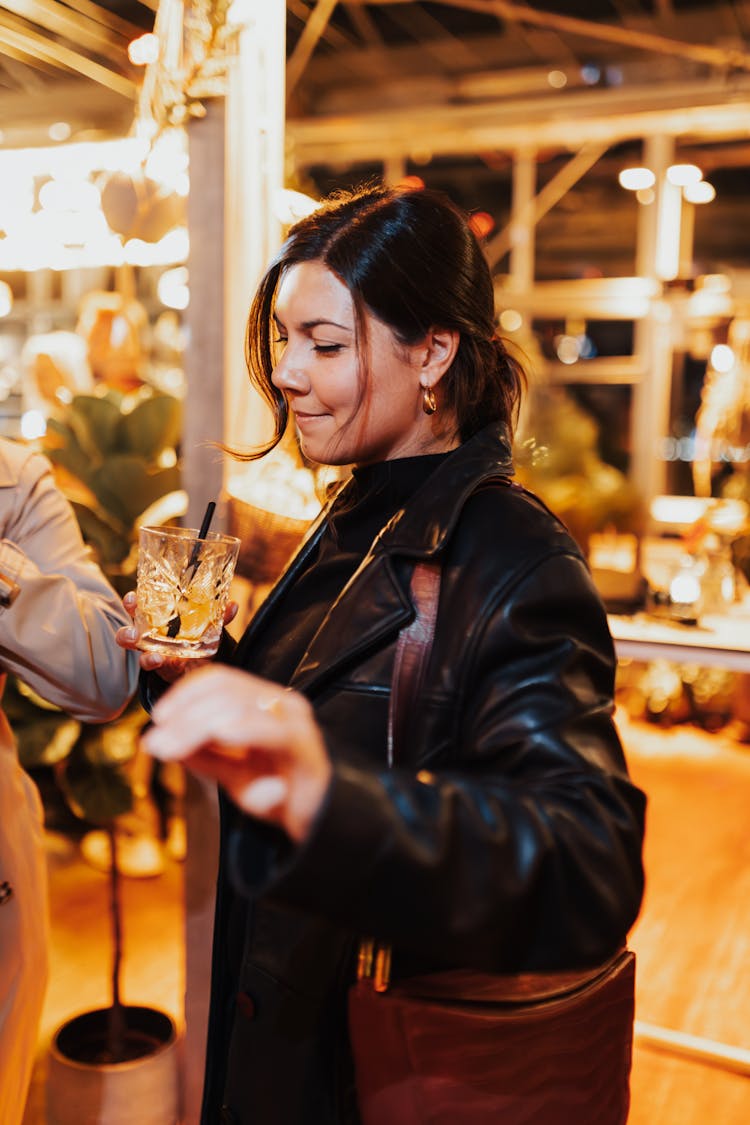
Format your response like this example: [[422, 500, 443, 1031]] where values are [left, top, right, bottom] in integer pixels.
[[122, 590, 137, 619], [140, 665, 331, 840]]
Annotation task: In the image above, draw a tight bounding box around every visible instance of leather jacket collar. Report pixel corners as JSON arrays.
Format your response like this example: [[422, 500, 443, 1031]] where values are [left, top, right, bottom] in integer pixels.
[[371, 422, 514, 559], [240, 423, 515, 695]]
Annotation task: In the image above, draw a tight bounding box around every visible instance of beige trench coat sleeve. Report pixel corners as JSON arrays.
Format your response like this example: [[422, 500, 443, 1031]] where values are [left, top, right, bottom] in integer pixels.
[[0, 440, 138, 721], [0, 439, 138, 1125]]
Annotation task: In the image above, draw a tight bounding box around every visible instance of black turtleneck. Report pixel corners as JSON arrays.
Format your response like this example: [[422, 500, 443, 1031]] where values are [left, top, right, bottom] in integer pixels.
[[242, 452, 450, 685]]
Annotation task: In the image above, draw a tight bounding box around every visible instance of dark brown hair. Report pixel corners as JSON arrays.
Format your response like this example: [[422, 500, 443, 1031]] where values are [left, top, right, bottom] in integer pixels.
[[241, 184, 524, 459]]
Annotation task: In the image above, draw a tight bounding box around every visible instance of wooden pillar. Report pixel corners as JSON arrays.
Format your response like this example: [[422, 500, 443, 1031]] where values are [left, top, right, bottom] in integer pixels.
[[184, 101, 227, 532], [632, 135, 676, 508], [182, 99, 226, 1125], [181, 4, 286, 1120], [508, 147, 537, 293]]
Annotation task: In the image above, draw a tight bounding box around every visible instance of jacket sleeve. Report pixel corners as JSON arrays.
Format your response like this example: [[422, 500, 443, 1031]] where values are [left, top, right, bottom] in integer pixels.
[[228, 547, 646, 973], [0, 450, 138, 722]]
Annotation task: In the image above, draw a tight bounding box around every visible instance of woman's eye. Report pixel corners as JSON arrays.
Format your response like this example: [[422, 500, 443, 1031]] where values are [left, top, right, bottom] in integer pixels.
[[313, 343, 343, 354]]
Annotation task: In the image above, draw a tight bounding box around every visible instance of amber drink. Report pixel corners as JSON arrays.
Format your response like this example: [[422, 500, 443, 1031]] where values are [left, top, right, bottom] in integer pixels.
[[135, 525, 240, 658]]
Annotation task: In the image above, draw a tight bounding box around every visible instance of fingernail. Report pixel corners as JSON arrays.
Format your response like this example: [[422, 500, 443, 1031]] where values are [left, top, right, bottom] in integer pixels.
[[123, 592, 136, 607]]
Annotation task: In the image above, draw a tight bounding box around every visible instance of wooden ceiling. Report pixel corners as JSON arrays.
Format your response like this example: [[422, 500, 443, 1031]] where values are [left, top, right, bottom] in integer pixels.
[[1, 2, 749, 276]]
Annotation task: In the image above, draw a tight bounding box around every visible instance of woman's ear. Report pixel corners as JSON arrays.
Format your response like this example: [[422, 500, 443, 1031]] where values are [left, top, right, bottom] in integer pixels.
[[419, 327, 459, 389]]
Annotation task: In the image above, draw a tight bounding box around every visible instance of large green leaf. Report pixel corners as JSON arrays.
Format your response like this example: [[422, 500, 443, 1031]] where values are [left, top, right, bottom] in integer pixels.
[[71, 501, 131, 566], [117, 393, 183, 461], [45, 418, 95, 486], [91, 456, 182, 526], [14, 715, 82, 769], [57, 745, 133, 824], [68, 394, 123, 459], [80, 701, 148, 768]]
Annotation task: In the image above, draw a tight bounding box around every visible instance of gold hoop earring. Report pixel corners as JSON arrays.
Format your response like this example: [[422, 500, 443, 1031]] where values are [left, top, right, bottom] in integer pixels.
[[422, 385, 438, 416]]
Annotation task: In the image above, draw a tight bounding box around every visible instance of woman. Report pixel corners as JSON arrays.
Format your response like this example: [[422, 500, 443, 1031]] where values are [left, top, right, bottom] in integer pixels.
[[0, 437, 138, 1124], [124, 185, 646, 1123]]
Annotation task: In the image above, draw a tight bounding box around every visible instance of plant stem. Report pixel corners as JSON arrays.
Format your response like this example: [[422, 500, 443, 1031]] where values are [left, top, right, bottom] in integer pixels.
[[107, 824, 126, 1061]]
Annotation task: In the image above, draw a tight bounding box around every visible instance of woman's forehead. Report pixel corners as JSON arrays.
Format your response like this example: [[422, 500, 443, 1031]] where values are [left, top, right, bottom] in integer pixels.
[[276, 260, 353, 318]]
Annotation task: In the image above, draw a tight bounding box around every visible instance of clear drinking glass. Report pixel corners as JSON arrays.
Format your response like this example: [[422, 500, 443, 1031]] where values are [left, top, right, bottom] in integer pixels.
[[134, 525, 240, 659]]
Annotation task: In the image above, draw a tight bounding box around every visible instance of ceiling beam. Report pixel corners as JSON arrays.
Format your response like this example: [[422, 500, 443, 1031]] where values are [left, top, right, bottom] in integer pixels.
[[485, 140, 609, 266], [384, 2, 480, 68], [0, 19, 136, 97], [58, 0, 150, 39], [0, 0, 131, 62], [289, 0, 354, 48], [352, 0, 750, 73], [287, 77, 750, 166], [287, 0, 341, 97], [343, 0, 385, 46]]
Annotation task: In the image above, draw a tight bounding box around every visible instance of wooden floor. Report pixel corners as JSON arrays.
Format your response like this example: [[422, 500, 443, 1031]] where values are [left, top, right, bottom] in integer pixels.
[[622, 711, 750, 1124], [21, 711, 750, 1123]]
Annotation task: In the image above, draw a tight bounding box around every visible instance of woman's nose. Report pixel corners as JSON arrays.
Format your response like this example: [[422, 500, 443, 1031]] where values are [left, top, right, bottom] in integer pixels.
[[271, 350, 309, 395]]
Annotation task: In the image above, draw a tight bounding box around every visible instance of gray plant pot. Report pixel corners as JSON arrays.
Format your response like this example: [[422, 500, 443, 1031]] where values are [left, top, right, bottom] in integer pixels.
[[47, 1005, 181, 1125]]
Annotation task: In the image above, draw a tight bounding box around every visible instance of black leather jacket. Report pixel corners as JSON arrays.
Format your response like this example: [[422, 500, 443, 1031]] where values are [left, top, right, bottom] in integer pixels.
[[201, 423, 646, 1124]]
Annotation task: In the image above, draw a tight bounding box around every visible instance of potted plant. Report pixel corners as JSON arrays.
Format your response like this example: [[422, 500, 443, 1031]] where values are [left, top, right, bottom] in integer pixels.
[[10, 387, 185, 1123]]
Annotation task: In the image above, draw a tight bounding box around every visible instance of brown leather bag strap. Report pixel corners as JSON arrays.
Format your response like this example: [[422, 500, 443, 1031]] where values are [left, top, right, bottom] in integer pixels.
[[387, 561, 442, 767]]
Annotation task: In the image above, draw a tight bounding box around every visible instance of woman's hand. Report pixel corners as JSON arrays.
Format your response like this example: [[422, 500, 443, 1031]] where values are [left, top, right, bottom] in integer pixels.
[[116, 591, 239, 682], [140, 664, 332, 843]]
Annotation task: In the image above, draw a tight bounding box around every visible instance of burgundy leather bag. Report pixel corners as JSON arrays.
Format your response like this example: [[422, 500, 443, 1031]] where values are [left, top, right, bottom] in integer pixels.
[[348, 562, 636, 1125]]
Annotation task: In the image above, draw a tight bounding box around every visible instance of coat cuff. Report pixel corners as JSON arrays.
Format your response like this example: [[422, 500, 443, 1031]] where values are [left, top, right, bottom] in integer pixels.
[[0, 541, 26, 609]]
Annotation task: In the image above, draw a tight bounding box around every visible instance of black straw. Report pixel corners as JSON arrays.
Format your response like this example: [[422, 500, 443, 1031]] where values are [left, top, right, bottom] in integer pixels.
[[166, 500, 217, 637], [188, 500, 216, 570]]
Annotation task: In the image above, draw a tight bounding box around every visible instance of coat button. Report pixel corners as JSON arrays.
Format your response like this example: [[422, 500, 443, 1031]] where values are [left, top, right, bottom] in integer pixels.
[[236, 991, 255, 1020]]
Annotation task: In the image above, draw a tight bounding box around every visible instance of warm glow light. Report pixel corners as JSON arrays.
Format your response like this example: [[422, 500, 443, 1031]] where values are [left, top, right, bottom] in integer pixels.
[[157, 267, 189, 310], [499, 309, 523, 332], [48, 122, 71, 142], [547, 70, 567, 89], [650, 496, 709, 526], [698, 273, 730, 293], [39, 178, 100, 213], [618, 167, 655, 191], [397, 175, 425, 190], [0, 139, 149, 179], [145, 129, 189, 187], [655, 179, 682, 281], [666, 163, 702, 187], [710, 344, 735, 372], [669, 571, 701, 607], [469, 211, 495, 239], [636, 187, 655, 205], [274, 188, 319, 224], [128, 33, 159, 66], [0, 281, 12, 318], [227, 0, 255, 25], [21, 411, 47, 440], [124, 227, 189, 267], [683, 180, 716, 204], [0, 181, 34, 227], [555, 335, 581, 364]]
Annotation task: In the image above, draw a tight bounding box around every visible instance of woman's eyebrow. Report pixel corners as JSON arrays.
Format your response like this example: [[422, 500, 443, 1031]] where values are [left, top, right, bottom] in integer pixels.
[[302, 318, 352, 332], [273, 311, 352, 332]]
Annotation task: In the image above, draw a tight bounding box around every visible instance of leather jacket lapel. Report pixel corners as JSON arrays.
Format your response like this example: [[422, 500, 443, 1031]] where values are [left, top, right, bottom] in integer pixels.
[[291, 551, 412, 694], [236, 423, 515, 694]]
